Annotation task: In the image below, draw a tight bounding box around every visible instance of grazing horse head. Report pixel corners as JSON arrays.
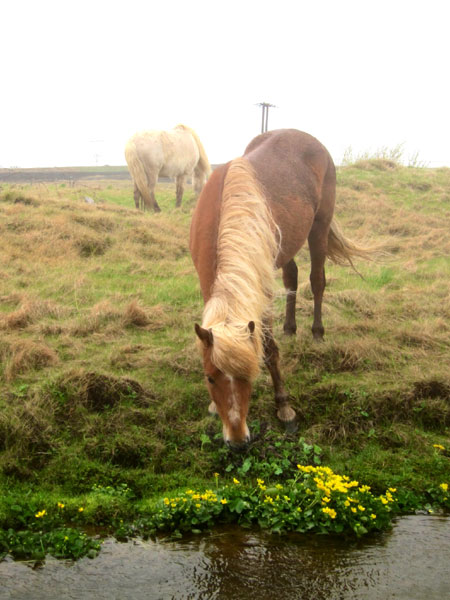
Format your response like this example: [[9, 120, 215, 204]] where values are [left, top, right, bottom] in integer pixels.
[[195, 321, 257, 449]]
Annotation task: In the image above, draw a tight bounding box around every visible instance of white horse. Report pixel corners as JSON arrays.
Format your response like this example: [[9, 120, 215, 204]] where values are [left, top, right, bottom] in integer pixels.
[[124, 124, 211, 212]]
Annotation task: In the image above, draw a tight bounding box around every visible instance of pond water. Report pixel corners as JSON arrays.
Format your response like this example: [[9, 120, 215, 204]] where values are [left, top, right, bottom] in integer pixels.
[[1, 515, 449, 600]]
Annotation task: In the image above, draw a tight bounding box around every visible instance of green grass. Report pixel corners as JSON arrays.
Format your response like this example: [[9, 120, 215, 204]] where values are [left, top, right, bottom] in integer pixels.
[[0, 164, 449, 559]]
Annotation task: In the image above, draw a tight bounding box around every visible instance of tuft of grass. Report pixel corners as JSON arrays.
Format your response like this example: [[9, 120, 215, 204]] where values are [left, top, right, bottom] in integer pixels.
[[341, 143, 427, 168]]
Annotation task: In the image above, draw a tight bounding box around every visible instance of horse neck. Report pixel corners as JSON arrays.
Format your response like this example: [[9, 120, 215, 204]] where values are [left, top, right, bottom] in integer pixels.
[[201, 158, 278, 376]]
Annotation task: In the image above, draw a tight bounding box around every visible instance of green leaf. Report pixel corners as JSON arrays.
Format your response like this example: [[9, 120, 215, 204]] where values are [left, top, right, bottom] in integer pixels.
[[240, 458, 252, 473]]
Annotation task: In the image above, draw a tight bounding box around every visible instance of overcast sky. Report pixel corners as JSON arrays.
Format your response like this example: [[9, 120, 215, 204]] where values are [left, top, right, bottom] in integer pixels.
[[1, 0, 449, 168]]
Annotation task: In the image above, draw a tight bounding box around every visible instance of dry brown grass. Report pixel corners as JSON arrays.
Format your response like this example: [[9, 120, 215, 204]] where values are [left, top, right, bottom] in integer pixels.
[[0, 169, 449, 488], [3, 338, 59, 381]]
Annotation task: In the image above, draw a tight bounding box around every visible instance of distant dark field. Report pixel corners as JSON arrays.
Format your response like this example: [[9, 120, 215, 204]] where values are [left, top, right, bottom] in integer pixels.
[[0, 166, 131, 183], [0, 165, 222, 183]]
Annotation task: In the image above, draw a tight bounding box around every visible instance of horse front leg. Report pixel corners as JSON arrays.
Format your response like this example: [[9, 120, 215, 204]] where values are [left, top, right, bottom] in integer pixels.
[[282, 259, 298, 335], [263, 325, 297, 431], [175, 175, 185, 207]]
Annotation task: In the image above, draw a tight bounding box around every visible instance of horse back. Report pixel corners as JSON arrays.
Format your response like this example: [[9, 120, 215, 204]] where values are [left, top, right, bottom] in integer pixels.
[[244, 129, 336, 265]]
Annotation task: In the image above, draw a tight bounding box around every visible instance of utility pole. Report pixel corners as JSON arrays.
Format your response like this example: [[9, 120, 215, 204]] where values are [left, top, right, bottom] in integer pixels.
[[256, 102, 276, 133], [90, 139, 104, 166]]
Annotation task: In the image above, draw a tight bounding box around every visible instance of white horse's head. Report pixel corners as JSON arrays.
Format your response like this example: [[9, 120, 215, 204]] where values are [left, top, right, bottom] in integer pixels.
[[193, 169, 208, 196]]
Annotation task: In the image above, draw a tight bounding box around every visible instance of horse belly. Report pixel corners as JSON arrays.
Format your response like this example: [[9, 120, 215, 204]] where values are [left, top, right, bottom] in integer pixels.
[[272, 198, 315, 267]]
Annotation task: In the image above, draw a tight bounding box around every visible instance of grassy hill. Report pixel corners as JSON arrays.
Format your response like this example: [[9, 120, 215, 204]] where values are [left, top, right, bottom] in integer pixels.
[[0, 161, 449, 549]]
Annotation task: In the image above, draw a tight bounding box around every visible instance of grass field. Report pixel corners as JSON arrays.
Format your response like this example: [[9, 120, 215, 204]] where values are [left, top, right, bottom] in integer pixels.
[[0, 160, 449, 554]]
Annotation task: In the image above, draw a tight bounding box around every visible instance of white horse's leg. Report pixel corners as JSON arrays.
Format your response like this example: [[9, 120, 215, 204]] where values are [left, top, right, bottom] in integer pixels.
[[146, 173, 161, 212], [133, 184, 142, 210], [175, 174, 185, 207]]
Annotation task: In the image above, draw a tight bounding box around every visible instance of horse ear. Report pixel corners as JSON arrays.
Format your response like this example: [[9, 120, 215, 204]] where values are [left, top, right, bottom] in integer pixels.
[[248, 321, 255, 335], [195, 323, 213, 347]]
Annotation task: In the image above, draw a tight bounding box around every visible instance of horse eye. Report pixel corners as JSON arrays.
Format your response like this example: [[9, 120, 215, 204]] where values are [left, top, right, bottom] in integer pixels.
[[207, 376, 215, 385]]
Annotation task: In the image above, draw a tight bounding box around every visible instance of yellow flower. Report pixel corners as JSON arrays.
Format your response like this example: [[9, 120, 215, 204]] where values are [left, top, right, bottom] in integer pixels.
[[64, 536, 69, 541], [433, 444, 445, 451], [370, 514, 376, 519], [171, 503, 176, 508], [257, 478, 265, 485], [164, 498, 170, 505], [351, 507, 357, 513], [359, 485, 371, 493], [220, 498, 228, 504], [388, 487, 397, 493], [78, 507, 84, 512], [322, 496, 331, 503], [380, 497, 388, 505], [344, 500, 350, 507], [57, 502, 65, 509], [358, 505, 365, 511], [35, 510, 46, 518], [275, 484, 283, 490], [440, 483, 448, 492], [214, 473, 219, 478], [233, 478, 240, 485], [322, 507, 337, 519]]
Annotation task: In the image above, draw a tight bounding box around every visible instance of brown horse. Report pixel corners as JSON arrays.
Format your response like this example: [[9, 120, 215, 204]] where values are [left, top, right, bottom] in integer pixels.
[[190, 129, 370, 448]]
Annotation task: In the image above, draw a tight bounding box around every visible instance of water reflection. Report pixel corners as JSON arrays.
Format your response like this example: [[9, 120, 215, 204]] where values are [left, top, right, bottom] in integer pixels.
[[0, 515, 449, 600]]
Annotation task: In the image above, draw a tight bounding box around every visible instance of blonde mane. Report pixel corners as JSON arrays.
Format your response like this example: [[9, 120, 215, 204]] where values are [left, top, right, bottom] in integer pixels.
[[201, 158, 279, 380]]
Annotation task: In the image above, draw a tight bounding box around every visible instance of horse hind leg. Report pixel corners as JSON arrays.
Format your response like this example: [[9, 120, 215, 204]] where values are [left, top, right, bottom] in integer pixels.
[[308, 220, 330, 341], [282, 259, 298, 335], [175, 175, 185, 207], [145, 173, 161, 212], [150, 190, 161, 212], [133, 184, 142, 210]]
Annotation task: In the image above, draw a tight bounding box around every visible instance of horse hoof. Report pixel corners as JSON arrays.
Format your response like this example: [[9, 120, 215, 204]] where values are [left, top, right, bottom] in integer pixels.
[[283, 325, 297, 336], [283, 419, 298, 434]]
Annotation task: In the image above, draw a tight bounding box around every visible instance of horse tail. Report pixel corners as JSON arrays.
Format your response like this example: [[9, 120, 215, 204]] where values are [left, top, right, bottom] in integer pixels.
[[124, 140, 154, 210], [326, 220, 374, 273], [175, 124, 211, 178]]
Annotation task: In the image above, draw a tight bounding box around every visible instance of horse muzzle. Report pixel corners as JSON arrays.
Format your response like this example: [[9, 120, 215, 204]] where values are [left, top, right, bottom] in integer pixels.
[[226, 434, 251, 452]]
